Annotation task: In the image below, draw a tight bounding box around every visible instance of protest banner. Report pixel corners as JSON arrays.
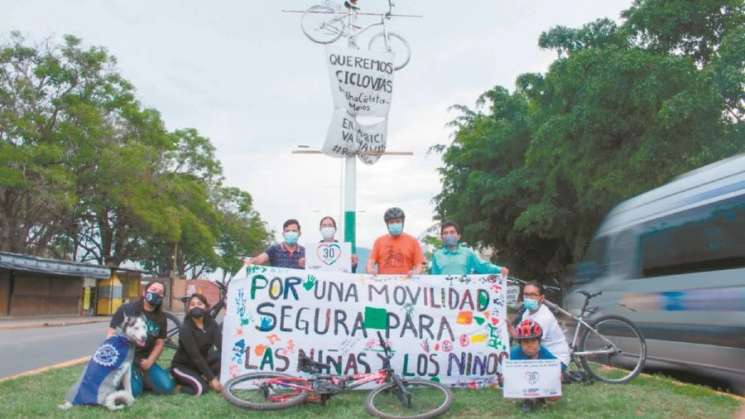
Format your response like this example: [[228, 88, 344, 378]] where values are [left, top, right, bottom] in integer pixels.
[[322, 47, 394, 165], [221, 267, 510, 388], [306, 241, 353, 272], [502, 359, 562, 398]]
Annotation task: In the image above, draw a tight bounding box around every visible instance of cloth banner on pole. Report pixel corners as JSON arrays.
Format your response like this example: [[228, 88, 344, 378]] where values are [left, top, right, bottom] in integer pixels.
[[323, 47, 394, 165], [221, 267, 511, 388]]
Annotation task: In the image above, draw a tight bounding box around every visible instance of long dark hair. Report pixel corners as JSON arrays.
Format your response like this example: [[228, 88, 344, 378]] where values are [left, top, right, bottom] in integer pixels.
[[141, 280, 166, 313]]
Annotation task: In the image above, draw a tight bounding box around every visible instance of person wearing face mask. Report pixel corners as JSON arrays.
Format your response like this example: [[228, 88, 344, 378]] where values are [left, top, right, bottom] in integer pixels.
[[430, 221, 510, 276], [515, 281, 570, 367], [107, 281, 175, 396], [244, 219, 306, 269], [171, 293, 222, 396], [319, 216, 359, 272], [366, 207, 424, 276]]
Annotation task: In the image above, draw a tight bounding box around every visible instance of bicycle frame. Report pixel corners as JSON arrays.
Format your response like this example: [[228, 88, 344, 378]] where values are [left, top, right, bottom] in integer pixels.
[[258, 368, 390, 403], [507, 276, 621, 359], [314, 0, 395, 46], [541, 298, 622, 358]]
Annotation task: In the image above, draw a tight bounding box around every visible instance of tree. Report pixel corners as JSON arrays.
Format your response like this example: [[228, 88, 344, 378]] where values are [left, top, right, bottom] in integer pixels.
[[435, 0, 745, 281], [0, 33, 271, 274], [0, 33, 134, 257]]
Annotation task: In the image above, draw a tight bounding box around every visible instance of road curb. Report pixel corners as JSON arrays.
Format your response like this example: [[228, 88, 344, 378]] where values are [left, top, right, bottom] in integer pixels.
[[0, 319, 109, 331], [0, 356, 90, 383]]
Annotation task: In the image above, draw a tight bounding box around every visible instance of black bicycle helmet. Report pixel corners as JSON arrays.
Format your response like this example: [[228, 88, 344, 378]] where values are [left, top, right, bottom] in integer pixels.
[[384, 207, 405, 223]]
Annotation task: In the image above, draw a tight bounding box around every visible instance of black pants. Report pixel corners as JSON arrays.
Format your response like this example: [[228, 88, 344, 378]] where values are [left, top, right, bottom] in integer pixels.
[[171, 352, 221, 396]]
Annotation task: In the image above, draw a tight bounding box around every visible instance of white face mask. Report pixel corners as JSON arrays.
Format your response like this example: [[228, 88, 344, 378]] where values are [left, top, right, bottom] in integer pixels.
[[320, 226, 336, 240]]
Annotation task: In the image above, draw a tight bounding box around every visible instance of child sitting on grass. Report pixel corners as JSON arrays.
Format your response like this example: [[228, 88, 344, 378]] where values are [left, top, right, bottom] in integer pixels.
[[510, 319, 561, 412]]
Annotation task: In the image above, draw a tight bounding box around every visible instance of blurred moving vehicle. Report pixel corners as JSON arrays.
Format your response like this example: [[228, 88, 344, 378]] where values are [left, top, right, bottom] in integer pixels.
[[566, 154, 745, 392]]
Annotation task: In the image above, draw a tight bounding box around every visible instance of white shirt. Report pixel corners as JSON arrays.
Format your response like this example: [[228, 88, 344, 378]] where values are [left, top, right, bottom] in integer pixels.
[[520, 304, 570, 365]]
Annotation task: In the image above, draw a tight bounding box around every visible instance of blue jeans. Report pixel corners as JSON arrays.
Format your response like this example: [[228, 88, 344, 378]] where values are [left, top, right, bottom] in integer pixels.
[[131, 363, 175, 397]]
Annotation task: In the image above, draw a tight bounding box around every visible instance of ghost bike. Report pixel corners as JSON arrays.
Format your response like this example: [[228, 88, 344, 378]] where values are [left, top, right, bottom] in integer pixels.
[[290, 0, 416, 71], [222, 331, 453, 419]]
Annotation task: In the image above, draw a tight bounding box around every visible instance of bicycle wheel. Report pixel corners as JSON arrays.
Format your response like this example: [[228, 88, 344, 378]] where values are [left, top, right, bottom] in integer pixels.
[[164, 312, 181, 350], [368, 32, 411, 71], [578, 315, 647, 384], [301, 5, 345, 44], [365, 379, 452, 419], [223, 372, 309, 410]]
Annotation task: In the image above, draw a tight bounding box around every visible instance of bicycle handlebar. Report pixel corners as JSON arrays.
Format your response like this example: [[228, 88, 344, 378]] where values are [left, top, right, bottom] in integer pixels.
[[506, 275, 561, 292], [578, 290, 602, 299]]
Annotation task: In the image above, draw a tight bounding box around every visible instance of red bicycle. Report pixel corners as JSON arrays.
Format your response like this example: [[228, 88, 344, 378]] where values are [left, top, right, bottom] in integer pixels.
[[222, 331, 453, 419]]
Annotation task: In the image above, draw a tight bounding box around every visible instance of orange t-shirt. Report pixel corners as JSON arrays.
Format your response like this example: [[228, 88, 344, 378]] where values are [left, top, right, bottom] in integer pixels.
[[369, 233, 424, 275]]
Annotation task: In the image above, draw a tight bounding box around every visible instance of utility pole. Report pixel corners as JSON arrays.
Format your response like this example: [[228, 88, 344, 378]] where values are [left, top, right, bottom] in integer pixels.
[[291, 149, 412, 256]]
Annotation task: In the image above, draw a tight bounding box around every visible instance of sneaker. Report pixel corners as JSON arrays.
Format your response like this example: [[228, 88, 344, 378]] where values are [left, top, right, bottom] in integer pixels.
[[521, 400, 532, 413]]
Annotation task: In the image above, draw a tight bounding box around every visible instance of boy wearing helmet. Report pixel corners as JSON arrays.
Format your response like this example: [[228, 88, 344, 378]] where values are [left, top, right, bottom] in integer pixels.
[[366, 207, 424, 276], [510, 319, 561, 410]]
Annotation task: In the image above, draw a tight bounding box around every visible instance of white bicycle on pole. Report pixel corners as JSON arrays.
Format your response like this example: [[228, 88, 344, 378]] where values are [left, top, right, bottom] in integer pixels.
[[294, 0, 416, 71]]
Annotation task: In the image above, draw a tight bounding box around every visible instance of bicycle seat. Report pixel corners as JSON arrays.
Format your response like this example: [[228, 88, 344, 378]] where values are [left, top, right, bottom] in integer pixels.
[[298, 353, 328, 374], [179, 296, 191, 303]]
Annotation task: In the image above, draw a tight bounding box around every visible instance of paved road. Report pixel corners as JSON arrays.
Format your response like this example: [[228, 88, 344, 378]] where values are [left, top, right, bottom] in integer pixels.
[[0, 322, 108, 379]]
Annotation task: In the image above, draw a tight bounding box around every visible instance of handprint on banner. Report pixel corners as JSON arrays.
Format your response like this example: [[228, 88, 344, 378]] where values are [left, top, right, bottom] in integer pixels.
[[258, 316, 273, 332], [232, 339, 246, 364]]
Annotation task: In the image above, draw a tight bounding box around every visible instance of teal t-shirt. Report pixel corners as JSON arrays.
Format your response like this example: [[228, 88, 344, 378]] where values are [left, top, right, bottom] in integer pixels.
[[430, 245, 501, 275]]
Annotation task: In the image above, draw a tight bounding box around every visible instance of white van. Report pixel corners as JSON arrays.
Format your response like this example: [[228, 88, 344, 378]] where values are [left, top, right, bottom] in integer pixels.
[[566, 154, 745, 391]]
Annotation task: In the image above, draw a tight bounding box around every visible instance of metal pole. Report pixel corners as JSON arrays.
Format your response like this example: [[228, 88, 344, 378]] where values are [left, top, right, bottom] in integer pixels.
[[343, 156, 357, 254]]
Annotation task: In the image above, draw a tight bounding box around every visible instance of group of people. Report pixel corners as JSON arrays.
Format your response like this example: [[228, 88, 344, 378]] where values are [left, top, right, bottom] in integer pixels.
[[108, 282, 223, 398], [244, 207, 510, 277], [105, 207, 569, 411]]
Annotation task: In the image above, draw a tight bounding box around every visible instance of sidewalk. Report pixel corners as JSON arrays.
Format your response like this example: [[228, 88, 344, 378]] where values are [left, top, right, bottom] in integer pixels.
[[0, 315, 111, 330]]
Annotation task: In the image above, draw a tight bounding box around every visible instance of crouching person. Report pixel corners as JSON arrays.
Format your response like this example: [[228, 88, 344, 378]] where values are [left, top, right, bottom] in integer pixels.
[[510, 319, 561, 411], [171, 293, 223, 395], [107, 281, 175, 396]]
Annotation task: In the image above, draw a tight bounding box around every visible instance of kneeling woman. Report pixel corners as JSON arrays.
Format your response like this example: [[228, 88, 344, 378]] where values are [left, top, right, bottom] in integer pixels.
[[171, 293, 223, 396]]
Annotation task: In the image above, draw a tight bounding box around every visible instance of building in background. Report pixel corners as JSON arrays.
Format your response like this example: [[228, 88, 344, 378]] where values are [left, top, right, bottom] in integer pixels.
[[0, 251, 110, 317]]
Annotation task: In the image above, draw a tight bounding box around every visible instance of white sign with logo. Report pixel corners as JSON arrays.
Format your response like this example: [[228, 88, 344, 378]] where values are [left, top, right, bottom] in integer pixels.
[[503, 359, 562, 398], [323, 47, 394, 165], [506, 285, 520, 308], [306, 241, 353, 272]]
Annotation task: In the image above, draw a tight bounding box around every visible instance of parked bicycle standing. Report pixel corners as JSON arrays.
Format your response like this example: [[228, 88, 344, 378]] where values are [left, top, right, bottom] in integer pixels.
[[507, 276, 647, 384], [285, 0, 420, 71], [223, 331, 453, 418]]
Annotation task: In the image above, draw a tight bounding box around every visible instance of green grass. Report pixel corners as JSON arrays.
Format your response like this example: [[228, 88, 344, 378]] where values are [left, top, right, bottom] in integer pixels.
[[0, 349, 740, 418]]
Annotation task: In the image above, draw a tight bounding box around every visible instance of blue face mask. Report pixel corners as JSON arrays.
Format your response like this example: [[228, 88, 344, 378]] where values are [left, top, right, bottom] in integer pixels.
[[284, 231, 299, 245], [388, 222, 403, 236], [145, 291, 163, 307], [443, 234, 459, 247], [523, 297, 539, 311]]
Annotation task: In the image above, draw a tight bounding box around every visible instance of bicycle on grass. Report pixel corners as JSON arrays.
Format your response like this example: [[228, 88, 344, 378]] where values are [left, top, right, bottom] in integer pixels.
[[163, 277, 231, 349], [289, 0, 418, 71], [223, 331, 453, 419], [509, 277, 647, 384]]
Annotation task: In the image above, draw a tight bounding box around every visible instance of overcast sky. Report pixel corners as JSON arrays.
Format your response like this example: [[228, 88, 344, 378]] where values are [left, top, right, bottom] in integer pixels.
[[5, 0, 633, 252]]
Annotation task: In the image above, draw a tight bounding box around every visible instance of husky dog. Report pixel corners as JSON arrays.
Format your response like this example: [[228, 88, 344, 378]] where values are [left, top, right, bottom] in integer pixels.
[[59, 315, 148, 411]]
